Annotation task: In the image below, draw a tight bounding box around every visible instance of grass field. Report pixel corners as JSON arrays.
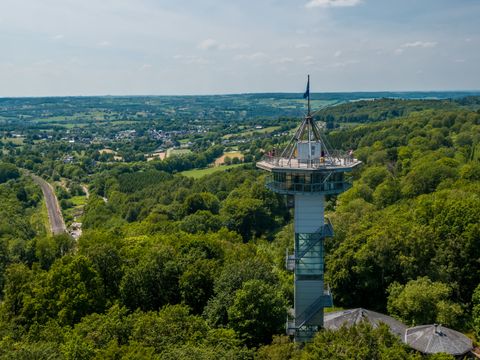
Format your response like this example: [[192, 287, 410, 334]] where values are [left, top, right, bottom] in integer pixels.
[[70, 195, 87, 206], [180, 163, 247, 179], [240, 126, 281, 137], [30, 199, 51, 237], [166, 148, 192, 157], [215, 151, 244, 166], [222, 126, 281, 139], [338, 122, 363, 128], [2, 137, 25, 145], [63, 195, 88, 225], [99, 148, 116, 154]]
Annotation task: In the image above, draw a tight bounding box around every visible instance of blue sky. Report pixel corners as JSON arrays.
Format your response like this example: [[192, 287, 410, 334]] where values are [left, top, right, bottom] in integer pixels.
[[0, 0, 479, 96]]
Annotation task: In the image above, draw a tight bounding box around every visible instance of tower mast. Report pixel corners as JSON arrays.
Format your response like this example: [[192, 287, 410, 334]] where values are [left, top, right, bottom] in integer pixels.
[[256, 77, 361, 342]]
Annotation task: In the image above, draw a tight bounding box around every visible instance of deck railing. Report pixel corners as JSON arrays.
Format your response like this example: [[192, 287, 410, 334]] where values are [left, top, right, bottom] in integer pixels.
[[261, 150, 357, 169], [266, 178, 352, 195]]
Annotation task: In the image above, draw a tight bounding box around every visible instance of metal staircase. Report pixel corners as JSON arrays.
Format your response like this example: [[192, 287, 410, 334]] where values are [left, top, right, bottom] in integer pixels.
[[295, 289, 333, 328], [286, 288, 333, 336], [285, 220, 334, 272]]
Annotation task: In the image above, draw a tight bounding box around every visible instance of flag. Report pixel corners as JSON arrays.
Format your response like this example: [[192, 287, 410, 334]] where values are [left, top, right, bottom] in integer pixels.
[[303, 76, 310, 99]]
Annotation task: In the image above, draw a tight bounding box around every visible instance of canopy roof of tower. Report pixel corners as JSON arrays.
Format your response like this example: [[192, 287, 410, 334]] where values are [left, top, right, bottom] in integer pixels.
[[324, 308, 407, 340], [256, 110, 361, 172], [256, 77, 361, 173], [405, 324, 473, 355]]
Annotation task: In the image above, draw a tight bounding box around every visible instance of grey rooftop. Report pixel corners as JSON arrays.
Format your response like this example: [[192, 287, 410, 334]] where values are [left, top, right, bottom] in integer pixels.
[[324, 308, 407, 339], [405, 324, 473, 356]]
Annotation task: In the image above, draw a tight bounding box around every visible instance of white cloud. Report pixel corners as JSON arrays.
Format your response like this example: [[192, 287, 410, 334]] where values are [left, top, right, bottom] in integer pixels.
[[303, 56, 315, 65], [173, 55, 210, 65], [305, 0, 362, 9], [34, 59, 54, 66], [219, 42, 249, 50], [0, 0, 475, 96], [295, 43, 310, 49], [198, 39, 249, 51], [271, 57, 294, 64], [68, 57, 81, 65], [97, 40, 112, 47], [330, 59, 359, 68], [198, 38, 219, 51], [395, 41, 437, 54], [139, 64, 152, 71], [402, 41, 437, 48], [334, 50, 342, 57], [234, 52, 267, 61]]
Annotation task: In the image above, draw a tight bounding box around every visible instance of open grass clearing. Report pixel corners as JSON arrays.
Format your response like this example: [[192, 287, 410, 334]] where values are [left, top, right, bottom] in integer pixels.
[[166, 148, 192, 157], [2, 137, 25, 145], [70, 195, 87, 207], [222, 126, 281, 139], [215, 151, 244, 166], [180, 163, 247, 179]]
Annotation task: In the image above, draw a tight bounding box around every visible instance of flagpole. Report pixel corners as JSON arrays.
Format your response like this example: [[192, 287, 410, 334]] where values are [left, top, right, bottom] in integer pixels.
[[307, 74, 311, 117], [307, 75, 311, 166]]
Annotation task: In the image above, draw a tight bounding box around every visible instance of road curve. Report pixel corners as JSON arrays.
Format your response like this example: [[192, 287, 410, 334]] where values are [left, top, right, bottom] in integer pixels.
[[30, 174, 66, 235]]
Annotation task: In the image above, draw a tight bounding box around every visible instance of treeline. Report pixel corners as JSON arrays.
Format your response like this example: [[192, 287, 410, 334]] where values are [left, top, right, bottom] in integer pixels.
[[150, 145, 224, 173], [83, 165, 289, 241], [3, 143, 226, 183], [0, 167, 45, 294], [0, 162, 294, 358], [0, 229, 289, 358], [315, 97, 480, 125], [1, 102, 480, 358], [324, 109, 480, 330]]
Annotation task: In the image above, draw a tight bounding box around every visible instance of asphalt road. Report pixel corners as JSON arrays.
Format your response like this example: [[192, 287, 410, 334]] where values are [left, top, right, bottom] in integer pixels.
[[30, 174, 66, 235]]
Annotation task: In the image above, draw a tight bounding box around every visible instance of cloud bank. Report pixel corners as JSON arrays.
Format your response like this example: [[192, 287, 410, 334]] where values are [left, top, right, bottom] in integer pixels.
[[305, 0, 362, 9]]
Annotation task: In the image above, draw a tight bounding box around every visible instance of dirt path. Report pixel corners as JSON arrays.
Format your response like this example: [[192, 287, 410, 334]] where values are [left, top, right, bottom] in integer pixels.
[[81, 184, 90, 198], [30, 174, 66, 235]]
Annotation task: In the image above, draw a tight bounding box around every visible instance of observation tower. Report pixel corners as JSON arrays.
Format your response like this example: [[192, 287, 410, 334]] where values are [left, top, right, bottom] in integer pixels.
[[256, 76, 361, 342]]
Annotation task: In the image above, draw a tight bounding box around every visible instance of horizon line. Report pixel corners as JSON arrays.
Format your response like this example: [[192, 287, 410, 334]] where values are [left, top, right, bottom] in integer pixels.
[[1, 89, 480, 99]]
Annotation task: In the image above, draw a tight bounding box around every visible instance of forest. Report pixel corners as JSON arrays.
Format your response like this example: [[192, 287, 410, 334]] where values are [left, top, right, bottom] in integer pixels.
[[0, 97, 480, 359]]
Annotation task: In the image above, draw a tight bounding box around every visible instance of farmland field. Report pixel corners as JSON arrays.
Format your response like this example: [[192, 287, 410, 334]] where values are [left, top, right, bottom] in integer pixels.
[[166, 148, 192, 157], [2, 137, 25, 145], [179, 163, 247, 178], [214, 151, 244, 165]]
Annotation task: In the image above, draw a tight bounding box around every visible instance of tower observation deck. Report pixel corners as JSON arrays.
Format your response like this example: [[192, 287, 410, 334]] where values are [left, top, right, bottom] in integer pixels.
[[256, 76, 361, 342]]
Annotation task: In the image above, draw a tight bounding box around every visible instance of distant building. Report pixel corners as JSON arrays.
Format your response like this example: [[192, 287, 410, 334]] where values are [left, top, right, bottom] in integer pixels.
[[63, 155, 75, 164]]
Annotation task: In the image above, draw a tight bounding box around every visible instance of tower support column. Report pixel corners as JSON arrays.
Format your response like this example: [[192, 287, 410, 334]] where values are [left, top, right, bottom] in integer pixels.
[[293, 194, 332, 341]]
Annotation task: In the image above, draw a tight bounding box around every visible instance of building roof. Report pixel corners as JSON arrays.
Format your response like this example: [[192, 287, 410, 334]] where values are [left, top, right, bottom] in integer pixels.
[[405, 324, 473, 356], [324, 308, 407, 339]]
